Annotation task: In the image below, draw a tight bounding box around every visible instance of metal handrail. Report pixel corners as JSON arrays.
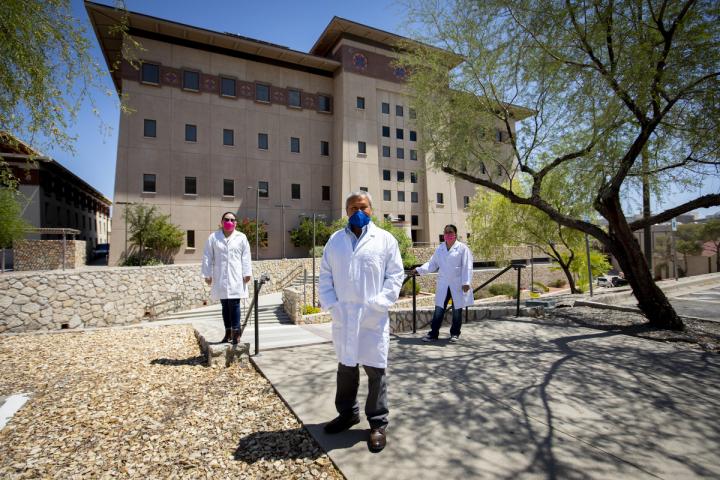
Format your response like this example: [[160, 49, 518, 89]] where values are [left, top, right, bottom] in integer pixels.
[[240, 273, 270, 355]]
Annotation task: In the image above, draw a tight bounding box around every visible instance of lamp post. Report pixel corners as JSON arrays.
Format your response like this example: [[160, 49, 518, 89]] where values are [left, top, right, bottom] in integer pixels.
[[275, 203, 290, 258], [305, 212, 326, 307], [247, 186, 267, 260]]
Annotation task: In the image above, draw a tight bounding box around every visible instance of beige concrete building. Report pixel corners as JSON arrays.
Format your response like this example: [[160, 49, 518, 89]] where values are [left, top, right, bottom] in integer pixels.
[[87, 2, 526, 264]]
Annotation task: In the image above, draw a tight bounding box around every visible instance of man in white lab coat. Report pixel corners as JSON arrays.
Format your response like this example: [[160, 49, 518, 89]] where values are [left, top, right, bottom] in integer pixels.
[[414, 224, 473, 343], [201, 211, 253, 345], [319, 191, 404, 453]]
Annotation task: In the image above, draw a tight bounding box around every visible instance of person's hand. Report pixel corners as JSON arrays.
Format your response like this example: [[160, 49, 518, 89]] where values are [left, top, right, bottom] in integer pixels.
[[205, 277, 212, 286], [243, 276, 251, 284], [411, 268, 418, 276], [462, 285, 470, 293]]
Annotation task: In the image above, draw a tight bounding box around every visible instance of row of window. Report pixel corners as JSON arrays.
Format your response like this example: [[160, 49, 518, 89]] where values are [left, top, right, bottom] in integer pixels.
[[382, 213, 420, 226], [140, 63, 331, 112], [382, 170, 418, 183], [141, 174, 330, 201], [353, 97, 416, 119], [381, 126, 417, 141], [382, 190, 420, 203], [358, 142, 417, 160]]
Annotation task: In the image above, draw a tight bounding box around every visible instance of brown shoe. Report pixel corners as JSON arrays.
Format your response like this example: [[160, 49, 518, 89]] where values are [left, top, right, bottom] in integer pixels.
[[368, 426, 387, 452], [231, 329, 240, 345]]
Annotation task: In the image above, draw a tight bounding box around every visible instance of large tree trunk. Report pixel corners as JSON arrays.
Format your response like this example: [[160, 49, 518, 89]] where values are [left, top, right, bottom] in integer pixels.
[[599, 197, 684, 331], [557, 260, 578, 294]]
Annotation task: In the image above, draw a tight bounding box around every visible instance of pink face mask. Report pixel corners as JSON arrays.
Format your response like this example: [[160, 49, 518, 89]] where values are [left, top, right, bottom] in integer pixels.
[[444, 233, 457, 243], [223, 221, 235, 232]]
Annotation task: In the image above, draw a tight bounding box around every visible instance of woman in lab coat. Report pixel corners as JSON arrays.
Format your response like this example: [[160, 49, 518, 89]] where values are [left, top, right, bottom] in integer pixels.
[[415, 224, 473, 343], [201, 212, 252, 345]]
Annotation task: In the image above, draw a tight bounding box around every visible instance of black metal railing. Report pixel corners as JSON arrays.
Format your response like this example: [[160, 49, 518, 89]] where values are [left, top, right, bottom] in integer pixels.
[[240, 273, 270, 355]]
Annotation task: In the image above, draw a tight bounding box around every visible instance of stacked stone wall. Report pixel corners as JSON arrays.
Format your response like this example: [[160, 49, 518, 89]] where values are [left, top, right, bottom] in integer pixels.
[[14, 240, 86, 271]]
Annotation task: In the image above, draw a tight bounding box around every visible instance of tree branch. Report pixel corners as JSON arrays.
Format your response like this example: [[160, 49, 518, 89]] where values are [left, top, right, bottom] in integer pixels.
[[629, 194, 720, 230]]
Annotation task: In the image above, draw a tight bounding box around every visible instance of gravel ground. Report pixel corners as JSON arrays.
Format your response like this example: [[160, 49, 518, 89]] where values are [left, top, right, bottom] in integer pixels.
[[543, 305, 720, 352], [0, 325, 343, 479]]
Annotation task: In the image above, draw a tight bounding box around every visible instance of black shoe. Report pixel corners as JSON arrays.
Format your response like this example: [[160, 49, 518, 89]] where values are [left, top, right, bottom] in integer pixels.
[[369, 426, 387, 453], [323, 414, 360, 434], [231, 329, 240, 345], [220, 329, 231, 343], [422, 334, 438, 343]]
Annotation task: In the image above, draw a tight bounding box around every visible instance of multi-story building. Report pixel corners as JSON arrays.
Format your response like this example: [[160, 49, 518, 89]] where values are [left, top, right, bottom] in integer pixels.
[[0, 132, 112, 265], [87, 1, 529, 264]]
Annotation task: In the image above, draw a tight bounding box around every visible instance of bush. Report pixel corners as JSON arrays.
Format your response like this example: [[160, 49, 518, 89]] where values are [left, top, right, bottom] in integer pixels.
[[548, 278, 567, 288], [301, 305, 321, 315], [474, 289, 490, 300], [532, 281, 549, 293], [488, 283, 517, 298], [400, 279, 421, 297], [308, 246, 324, 257], [120, 253, 163, 266]]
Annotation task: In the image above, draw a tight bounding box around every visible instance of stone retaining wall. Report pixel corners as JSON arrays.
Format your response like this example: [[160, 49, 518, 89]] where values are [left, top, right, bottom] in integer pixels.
[[414, 264, 566, 294], [0, 258, 315, 333], [13, 240, 87, 271]]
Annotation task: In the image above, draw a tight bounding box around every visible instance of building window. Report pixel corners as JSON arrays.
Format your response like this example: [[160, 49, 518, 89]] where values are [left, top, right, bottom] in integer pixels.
[[187, 230, 195, 249], [411, 214, 418, 226], [397, 171, 405, 182], [258, 133, 269, 150], [383, 190, 391, 201], [318, 95, 331, 112], [384, 214, 391, 220], [223, 129, 234, 146], [185, 124, 197, 142], [288, 89, 301, 108], [141, 62, 159, 84], [357, 96, 365, 109], [410, 130, 417, 142], [409, 108, 416, 119], [290, 137, 301, 153], [291, 183, 301, 199], [360, 186, 368, 192], [320, 141, 329, 156], [382, 126, 390, 137], [221, 77, 236, 97], [383, 169, 391, 181], [143, 119, 156, 138], [256, 83, 270, 102], [398, 191, 405, 202], [398, 214, 405, 221], [185, 176, 197, 195], [410, 172, 418, 183], [381, 102, 390, 114], [397, 148, 405, 159], [183, 70, 200, 91], [382, 146, 391, 157], [396, 105, 404, 116], [437, 192, 444, 204], [259, 181, 269, 197], [143, 174, 156, 193], [223, 179, 234, 197], [410, 150, 418, 161], [396, 128, 404, 140], [322, 185, 330, 201], [464, 196, 470, 208], [358, 141, 366, 154]]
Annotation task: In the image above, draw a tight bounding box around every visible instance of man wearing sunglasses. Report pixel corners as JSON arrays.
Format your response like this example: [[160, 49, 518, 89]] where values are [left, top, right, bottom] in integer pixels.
[[201, 212, 252, 344]]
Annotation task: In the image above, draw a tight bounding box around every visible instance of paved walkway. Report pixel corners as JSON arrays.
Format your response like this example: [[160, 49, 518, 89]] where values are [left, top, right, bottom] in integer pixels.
[[253, 319, 720, 479]]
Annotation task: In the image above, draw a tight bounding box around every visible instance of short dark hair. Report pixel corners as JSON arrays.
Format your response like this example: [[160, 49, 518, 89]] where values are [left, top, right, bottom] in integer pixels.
[[221, 211, 237, 221], [444, 224, 457, 234]]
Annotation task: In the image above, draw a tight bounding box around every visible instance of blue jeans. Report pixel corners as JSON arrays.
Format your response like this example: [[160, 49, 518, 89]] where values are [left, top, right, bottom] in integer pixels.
[[428, 288, 462, 338], [220, 298, 241, 330]]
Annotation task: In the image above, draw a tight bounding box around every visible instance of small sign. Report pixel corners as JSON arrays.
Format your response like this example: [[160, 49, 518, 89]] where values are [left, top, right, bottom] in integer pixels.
[[671, 218, 677, 232]]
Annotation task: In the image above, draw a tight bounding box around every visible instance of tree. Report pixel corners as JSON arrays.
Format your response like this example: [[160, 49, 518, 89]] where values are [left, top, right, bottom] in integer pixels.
[[676, 223, 703, 275], [235, 217, 268, 249], [700, 219, 720, 272], [123, 203, 183, 265], [0, 188, 30, 270], [401, 0, 720, 330], [290, 217, 333, 253], [146, 217, 184, 264]]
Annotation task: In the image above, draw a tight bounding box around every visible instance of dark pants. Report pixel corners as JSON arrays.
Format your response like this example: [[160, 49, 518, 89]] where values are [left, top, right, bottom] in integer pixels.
[[220, 298, 241, 330], [335, 363, 388, 429], [428, 287, 462, 338]]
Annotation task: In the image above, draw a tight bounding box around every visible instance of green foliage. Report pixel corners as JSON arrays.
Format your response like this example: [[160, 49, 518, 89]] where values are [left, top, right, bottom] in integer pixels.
[[235, 217, 268, 248], [301, 305, 321, 315], [488, 283, 517, 298], [0, 188, 30, 248], [375, 217, 418, 268], [532, 281, 549, 293], [120, 254, 162, 267], [309, 246, 324, 257], [400, 279, 421, 297], [571, 250, 612, 292], [290, 217, 333, 249], [123, 203, 183, 265], [548, 278, 567, 288], [473, 289, 490, 300]]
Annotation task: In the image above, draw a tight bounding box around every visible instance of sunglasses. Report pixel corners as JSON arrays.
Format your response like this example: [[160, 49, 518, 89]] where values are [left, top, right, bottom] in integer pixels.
[[222, 218, 237, 222]]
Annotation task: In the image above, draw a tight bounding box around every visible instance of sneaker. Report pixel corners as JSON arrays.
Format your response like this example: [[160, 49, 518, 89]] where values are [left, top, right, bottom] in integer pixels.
[[422, 334, 438, 343], [449, 335, 459, 343]]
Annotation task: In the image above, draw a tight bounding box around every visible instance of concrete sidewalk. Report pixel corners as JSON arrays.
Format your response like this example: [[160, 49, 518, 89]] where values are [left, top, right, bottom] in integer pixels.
[[253, 318, 720, 479]]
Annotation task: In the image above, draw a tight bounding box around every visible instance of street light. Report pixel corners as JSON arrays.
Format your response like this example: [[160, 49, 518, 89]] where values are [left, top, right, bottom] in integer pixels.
[[301, 212, 327, 307], [275, 203, 291, 258], [247, 186, 267, 260]]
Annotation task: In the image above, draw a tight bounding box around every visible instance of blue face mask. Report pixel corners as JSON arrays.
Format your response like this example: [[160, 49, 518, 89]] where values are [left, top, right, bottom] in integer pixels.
[[348, 210, 371, 229]]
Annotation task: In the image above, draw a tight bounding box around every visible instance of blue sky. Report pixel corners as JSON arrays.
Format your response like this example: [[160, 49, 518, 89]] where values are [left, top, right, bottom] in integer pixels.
[[43, 0, 719, 217]]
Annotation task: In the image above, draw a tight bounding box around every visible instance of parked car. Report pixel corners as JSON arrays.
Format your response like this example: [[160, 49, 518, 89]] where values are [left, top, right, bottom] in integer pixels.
[[596, 273, 629, 287], [92, 243, 110, 260]]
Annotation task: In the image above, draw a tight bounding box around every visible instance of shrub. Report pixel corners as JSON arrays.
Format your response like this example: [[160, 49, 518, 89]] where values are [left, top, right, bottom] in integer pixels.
[[120, 253, 163, 267], [548, 278, 567, 288], [474, 289, 490, 300], [301, 305, 321, 315], [488, 283, 517, 298], [532, 281, 549, 293], [400, 279, 421, 297]]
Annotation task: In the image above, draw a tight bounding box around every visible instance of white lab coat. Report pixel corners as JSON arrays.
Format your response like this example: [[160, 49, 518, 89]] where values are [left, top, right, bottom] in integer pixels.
[[417, 241, 474, 309], [201, 230, 253, 301], [319, 222, 404, 369]]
